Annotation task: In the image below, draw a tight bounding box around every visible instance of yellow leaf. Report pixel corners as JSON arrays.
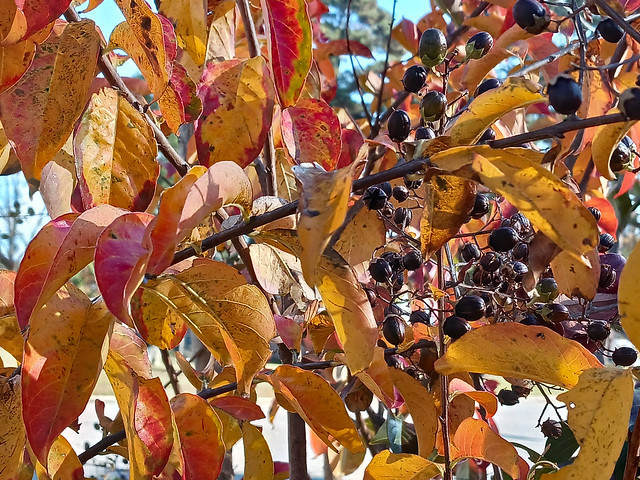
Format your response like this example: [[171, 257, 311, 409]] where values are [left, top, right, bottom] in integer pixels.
[[0, 374, 25, 480], [449, 77, 544, 146], [241, 423, 274, 480], [334, 206, 386, 269], [174, 351, 203, 390], [540, 368, 634, 480], [159, 0, 207, 66], [434, 323, 602, 389], [205, 0, 236, 63], [363, 450, 442, 480], [619, 241, 640, 351], [550, 248, 600, 300], [307, 311, 335, 354], [591, 109, 638, 180], [389, 369, 438, 458], [34, 435, 83, 480], [316, 249, 378, 374], [268, 365, 365, 454], [420, 175, 475, 259], [293, 164, 353, 286], [356, 347, 396, 407]]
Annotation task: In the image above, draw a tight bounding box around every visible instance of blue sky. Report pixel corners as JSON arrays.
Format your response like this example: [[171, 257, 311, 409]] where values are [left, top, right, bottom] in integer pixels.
[[378, 0, 427, 22]]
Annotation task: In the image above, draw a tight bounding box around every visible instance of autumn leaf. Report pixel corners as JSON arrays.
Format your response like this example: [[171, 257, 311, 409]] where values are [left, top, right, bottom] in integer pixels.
[[293, 163, 353, 286], [34, 435, 84, 480], [434, 323, 602, 389], [550, 248, 600, 300], [448, 77, 544, 145], [449, 378, 498, 418], [22, 286, 111, 465], [195, 57, 275, 168], [363, 450, 442, 480], [0, 37, 36, 93], [0, 374, 25, 480], [40, 158, 74, 219], [0, 269, 22, 361], [356, 347, 397, 408], [389, 369, 438, 457], [421, 175, 475, 259], [109, 321, 152, 378], [306, 311, 335, 354], [591, 109, 638, 180], [0, 20, 100, 181], [333, 205, 386, 268], [159, 0, 207, 65], [282, 98, 342, 171], [314, 39, 373, 60], [261, 0, 312, 107], [618, 240, 640, 351], [171, 393, 226, 480], [158, 60, 202, 133], [209, 396, 266, 421], [16, 0, 72, 39], [540, 368, 634, 480], [452, 418, 519, 479], [267, 365, 365, 453], [94, 212, 156, 326], [14, 204, 124, 328], [241, 422, 274, 480], [204, 0, 236, 62]]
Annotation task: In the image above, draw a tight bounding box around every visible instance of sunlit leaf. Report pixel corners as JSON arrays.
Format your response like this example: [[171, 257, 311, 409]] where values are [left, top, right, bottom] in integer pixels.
[[356, 347, 397, 408], [421, 175, 475, 259], [434, 323, 602, 389], [282, 98, 342, 171], [293, 163, 353, 286], [195, 57, 275, 168], [204, 0, 235, 62], [209, 396, 266, 421], [0, 270, 22, 361], [0, 37, 36, 93], [449, 378, 498, 418], [261, 0, 312, 107], [0, 20, 100, 181], [591, 109, 637, 180], [389, 369, 438, 457], [449, 77, 544, 146], [74, 88, 159, 211], [453, 418, 519, 479], [333, 206, 386, 268], [314, 39, 373, 60], [159, 0, 207, 65], [109, 321, 152, 378], [306, 311, 335, 354], [363, 450, 442, 480], [16, 0, 72, 39], [158, 60, 202, 133], [267, 365, 365, 453], [171, 393, 226, 480], [550, 248, 600, 301], [40, 158, 74, 219], [22, 286, 111, 465], [618, 240, 640, 352], [0, 374, 25, 480], [540, 368, 634, 480], [34, 435, 84, 480], [241, 422, 274, 480], [14, 204, 124, 328]]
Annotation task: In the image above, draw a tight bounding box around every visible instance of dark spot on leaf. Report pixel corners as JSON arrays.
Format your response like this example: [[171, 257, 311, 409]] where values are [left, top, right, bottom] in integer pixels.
[[145, 39, 153, 49], [130, 0, 136, 8], [109, 232, 118, 239], [141, 16, 152, 31], [537, 332, 545, 339]]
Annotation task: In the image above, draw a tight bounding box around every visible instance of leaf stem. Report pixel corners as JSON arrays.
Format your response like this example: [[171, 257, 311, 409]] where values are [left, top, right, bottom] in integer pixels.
[[623, 402, 640, 480]]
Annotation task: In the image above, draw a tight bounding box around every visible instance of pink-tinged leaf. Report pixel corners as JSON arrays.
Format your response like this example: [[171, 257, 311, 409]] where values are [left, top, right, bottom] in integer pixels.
[[449, 378, 498, 418], [0, 270, 23, 362], [195, 57, 275, 168], [110, 321, 152, 378], [0, 20, 100, 182], [314, 39, 373, 60], [391, 19, 420, 54], [147, 162, 252, 275], [282, 98, 342, 171], [22, 288, 112, 465], [40, 159, 74, 219], [14, 204, 124, 328], [158, 60, 203, 134], [171, 393, 226, 480], [208, 396, 266, 421], [336, 128, 365, 169], [74, 88, 159, 212], [95, 212, 156, 326], [16, 0, 73, 39], [158, 0, 208, 65], [0, 37, 36, 94], [274, 461, 290, 480], [274, 314, 303, 351], [307, 0, 329, 18], [261, 0, 312, 107]]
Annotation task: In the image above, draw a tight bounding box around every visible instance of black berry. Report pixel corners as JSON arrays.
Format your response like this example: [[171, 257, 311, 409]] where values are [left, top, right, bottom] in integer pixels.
[[470, 193, 490, 219], [363, 186, 388, 210], [382, 315, 406, 346], [489, 227, 519, 252], [599, 263, 617, 289], [475, 78, 502, 96], [460, 243, 482, 262], [512, 261, 529, 282], [394, 207, 413, 228], [465, 31, 493, 59], [498, 389, 520, 406], [610, 138, 633, 172], [620, 88, 640, 120], [381, 251, 403, 272], [415, 126, 436, 140], [598, 233, 615, 253], [419, 28, 447, 68], [510, 212, 531, 234], [420, 91, 447, 122], [455, 295, 486, 321], [612, 347, 637, 366], [388, 110, 412, 142], [402, 65, 428, 93], [443, 316, 471, 339], [512, 0, 550, 34], [402, 250, 423, 271], [545, 303, 569, 323], [587, 321, 610, 341], [479, 252, 502, 272], [392, 185, 410, 202], [369, 258, 393, 283], [536, 277, 559, 300], [410, 310, 431, 325], [379, 181, 393, 197], [548, 75, 582, 115], [512, 242, 530, 261], [541, 419, 562, 439], [587, 206, 602, 222], [597, 18, 624, 43]]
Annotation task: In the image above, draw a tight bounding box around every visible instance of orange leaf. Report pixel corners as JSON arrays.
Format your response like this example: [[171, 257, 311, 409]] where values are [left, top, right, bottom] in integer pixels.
[[356, 347, 397, 408], [159, 0, 207, 65], [0, 270, 22, 361], [0, 374, 25, 479], [363, 450, 442, 479], [209, 396, 266, 421], [449, 378, 498, 418], [0, 37, 36, 93], [34, 435, 84, 480]]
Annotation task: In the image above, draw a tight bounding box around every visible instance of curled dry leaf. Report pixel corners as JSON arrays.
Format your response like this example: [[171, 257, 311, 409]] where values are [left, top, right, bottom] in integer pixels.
[[540, 368, 634, 480], [434, 323, 602, 389]]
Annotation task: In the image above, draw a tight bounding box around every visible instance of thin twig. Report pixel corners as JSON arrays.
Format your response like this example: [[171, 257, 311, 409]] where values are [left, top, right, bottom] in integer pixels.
[[346, 0, 373, 125], [374, 0, 397, 125], [595, 0, 640, 45], [161, 350, 181, 395]]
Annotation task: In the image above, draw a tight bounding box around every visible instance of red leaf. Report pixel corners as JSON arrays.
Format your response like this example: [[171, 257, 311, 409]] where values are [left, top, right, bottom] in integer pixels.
[[14, 205, 124, 328], [17, 0, 73, 39], [261, 0, 312, 107], [209, 396, 266, 421], [314, 39, 373, 60], [307, 0, 329, 18], [95, 212, 156, 325], [158, 60, 202, 133], [337, 128, 365, 169], [391, 19, 420, 54], [585, 197, 618, 239], [274, 314, 303, 351], [281, 98, 342, 171]]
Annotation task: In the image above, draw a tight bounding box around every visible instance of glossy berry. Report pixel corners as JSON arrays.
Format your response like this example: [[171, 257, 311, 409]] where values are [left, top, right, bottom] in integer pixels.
[[388, 110, 412, 142], [512, 242, 530, 261], [392, 185, 410, 202], [512, 261, 529, 282], [588, 206, 602, 222], [410, 310, 431, 325], [394, 207, 413, 228], [418, 28, 447, 68], [620, 88, 640, 120], [455, 295, 486, 321], [364, 287, 377, 307], [587, 321, 610, 341], [479, 252, 502, 272], [379, 181, 393, 198], [402, 65, 428, 93], [498, 389, 520, 406], [478, 128, 496, 143], [545, 303, 569, 323], [510, 212, 532, 234], [402, 250, 423, 271], [475, 78, 502, 96], [597, 18, 624, 43], [362, 186, 388, 210], [465, 31, 493, 59], [470, 193, 490, 219], [381, 251, 403, 272], [612, 347, 638, 366], [599, 263, 617, 289], [489, 227, 519, 252], [512, 0, 550, 35], [536, 277, 559, 300], [420, 91, 447, 122], [610, 137, 633, 172], [460, 243, 482, 262], [382, 315, 406, 346], [443, 316, 472, 339], [548, 75, 582, 115], [404, 175, 423, 190], [598, 233, 615, 253], [369, 258, 393, 283], [415, 126, 436, 140]]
